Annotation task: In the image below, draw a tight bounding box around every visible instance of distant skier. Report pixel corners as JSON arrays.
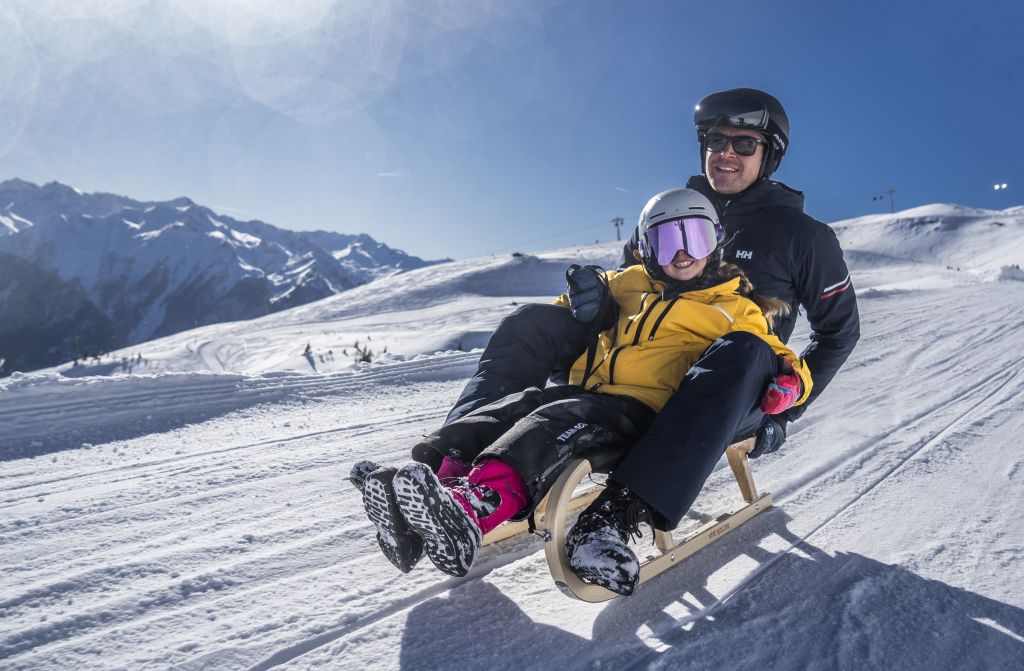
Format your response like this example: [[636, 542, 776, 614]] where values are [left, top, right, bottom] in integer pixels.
[[351, 188, 812, 594]]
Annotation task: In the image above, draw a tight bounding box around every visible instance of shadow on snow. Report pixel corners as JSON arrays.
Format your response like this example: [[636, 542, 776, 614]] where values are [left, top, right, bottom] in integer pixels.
[[398, 509, 1024, 670]]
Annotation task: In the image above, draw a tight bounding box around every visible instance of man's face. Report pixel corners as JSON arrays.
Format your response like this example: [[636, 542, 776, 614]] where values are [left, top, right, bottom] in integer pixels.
[[704, 126, 765, 195]]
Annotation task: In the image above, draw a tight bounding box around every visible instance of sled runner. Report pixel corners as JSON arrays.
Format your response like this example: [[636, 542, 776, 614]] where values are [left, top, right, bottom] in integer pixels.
[[482, 438, 771, 602]]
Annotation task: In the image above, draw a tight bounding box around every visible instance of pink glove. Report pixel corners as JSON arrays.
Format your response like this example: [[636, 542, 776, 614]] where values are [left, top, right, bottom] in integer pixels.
[[760, 366, 802, 415]]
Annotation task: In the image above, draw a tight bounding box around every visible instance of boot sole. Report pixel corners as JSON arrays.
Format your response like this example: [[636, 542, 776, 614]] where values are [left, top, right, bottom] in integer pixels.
[[393, 463, 482, 577], [363, 469, 423, 573], [349, 459, 381, 494], [567, 564, 637, 597]]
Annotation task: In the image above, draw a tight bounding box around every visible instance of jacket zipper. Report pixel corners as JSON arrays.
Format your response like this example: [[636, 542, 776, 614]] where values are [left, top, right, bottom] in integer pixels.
[[624, 292, 658, 335], [629, 296, 663, 345], [608, 294, 666, 384], [646, 297, 681, 340], [606, 347, 625, 385]]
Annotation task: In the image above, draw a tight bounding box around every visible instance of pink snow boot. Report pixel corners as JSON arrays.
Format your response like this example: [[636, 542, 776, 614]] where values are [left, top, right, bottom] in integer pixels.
[[392, 459, 529, 576], [458, 459, 530, 535]]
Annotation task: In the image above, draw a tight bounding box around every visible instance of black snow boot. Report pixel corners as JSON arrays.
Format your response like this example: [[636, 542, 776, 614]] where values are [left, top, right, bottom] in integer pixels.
[[361, 466, 425, 573], [565, 484, 652, 596], [392, 462, 483, 577], [349, 460, 382, 493]]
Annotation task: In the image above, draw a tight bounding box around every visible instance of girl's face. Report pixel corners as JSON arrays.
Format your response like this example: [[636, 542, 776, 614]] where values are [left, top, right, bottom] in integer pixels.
[[661, 249, 707, 282]]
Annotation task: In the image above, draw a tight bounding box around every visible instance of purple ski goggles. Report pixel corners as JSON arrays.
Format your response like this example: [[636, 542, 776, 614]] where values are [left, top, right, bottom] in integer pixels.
[[642, 216, 721, 264]]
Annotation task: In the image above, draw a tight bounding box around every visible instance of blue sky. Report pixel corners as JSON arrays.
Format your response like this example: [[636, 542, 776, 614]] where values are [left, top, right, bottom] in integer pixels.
[[0, 0, 1020, 260]]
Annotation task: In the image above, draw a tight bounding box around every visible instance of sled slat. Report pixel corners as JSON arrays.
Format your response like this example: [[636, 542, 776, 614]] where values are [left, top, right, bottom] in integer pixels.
[[637, 491, 772, 585], [726, 438, 758, 503]]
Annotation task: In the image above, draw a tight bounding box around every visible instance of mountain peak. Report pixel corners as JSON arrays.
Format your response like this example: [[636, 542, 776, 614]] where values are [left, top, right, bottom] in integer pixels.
[[167, 196, 196, 209], [40, 181, 84, 198], [0, 177, 41, 193]]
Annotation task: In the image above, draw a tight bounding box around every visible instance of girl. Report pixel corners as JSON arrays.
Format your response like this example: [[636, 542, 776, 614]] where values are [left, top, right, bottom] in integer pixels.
[[351, 188, 811, 593]]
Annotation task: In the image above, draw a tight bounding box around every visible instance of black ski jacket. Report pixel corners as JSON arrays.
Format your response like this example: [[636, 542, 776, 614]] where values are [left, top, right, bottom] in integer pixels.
[[623, 175, 860, 419]]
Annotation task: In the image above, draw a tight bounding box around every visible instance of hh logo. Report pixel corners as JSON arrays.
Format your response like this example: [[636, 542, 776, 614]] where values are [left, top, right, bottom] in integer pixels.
[[735, 249, 753, 260]]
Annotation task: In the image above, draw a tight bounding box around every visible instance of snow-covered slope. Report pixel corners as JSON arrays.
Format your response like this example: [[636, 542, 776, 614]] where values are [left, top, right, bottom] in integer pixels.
[[1, 204, 1022, 670], [831, 203, 1024, 282], [50, 248, 623, 378]]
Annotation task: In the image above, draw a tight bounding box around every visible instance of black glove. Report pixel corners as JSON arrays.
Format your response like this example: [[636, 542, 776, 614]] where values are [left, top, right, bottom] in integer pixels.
[[565, 264, 607, 324], [749, 414, 788, 459]]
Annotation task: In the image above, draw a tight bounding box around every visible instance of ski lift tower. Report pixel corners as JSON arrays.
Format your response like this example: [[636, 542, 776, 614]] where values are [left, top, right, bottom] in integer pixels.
[[873, 188, 896, 213], [612, 217, 624, 241]]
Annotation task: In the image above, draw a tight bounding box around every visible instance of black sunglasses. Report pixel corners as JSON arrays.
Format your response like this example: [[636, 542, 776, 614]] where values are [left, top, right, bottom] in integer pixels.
[[704, 132, 766, 157]]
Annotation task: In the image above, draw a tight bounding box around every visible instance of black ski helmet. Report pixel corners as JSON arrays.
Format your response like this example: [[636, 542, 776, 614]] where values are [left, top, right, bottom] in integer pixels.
[[694, 88, 790, 180]]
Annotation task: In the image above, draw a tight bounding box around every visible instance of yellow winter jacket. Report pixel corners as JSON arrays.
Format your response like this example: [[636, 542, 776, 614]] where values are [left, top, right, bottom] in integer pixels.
[[555, 265, 812, 413]]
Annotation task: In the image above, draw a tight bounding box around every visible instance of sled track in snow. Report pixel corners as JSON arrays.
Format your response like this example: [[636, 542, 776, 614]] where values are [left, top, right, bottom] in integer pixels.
[[0, 352, 481, 456], [1, 351, 481, 421], [0, 397, 448, 494], [0, 405, 446, 520], [242, 530, 547, 671], [0, 355, 493, 665], [0, 514, 436, 662]]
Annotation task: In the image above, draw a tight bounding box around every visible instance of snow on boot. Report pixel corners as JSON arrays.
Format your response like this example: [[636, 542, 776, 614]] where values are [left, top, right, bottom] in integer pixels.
[[361, 466, 424, 573], [392, 462, 483, 577], [463, 459, 529, 535], [349, 459, 382, 494], [565, 485, 651, 596]]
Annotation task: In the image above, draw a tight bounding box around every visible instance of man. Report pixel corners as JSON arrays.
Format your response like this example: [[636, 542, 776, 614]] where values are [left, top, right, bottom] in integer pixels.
[[445, 88, 858, 454], [354, 89, 860, 592]]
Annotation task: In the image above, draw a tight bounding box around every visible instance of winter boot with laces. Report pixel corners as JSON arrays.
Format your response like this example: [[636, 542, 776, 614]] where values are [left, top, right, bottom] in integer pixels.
[[565, 483, 652, 596], [360, 466, 425, 573], [392, 459, 529, 576]]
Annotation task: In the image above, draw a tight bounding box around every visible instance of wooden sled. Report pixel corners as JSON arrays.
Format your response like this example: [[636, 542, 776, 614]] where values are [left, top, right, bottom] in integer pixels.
[[482, 438, 771, 602]]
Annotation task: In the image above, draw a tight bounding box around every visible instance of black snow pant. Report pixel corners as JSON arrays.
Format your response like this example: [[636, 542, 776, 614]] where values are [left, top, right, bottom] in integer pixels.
[[437, 303, 776, 530], [443, 304, 588, 425], [611, 332, 775, 530], [411, 386, 655, 519]]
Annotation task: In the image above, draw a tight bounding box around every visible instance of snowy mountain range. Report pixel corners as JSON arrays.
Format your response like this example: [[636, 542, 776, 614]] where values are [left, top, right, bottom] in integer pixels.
[[1, 202, 1022, 670], [0, 179, 446, 376]]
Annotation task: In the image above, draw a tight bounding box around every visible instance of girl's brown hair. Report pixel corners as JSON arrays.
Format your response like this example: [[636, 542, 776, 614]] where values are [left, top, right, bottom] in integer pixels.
[[707, 261, 790, 330]]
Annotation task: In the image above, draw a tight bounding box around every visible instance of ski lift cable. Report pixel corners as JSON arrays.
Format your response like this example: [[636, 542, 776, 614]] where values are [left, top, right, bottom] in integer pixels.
[[487, 220, 613, 255]]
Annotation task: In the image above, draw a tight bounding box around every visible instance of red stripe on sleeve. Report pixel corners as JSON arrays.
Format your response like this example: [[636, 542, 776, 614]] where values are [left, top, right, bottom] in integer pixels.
[[820, 281, 852, 300]]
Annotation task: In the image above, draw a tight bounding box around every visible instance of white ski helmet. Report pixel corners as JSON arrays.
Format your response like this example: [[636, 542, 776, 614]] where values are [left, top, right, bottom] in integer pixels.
[[637, 188, 724, 278]]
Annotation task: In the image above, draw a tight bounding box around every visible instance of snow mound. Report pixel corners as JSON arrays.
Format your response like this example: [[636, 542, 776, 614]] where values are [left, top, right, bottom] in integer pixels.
[[831, 205, 1023, 276]]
